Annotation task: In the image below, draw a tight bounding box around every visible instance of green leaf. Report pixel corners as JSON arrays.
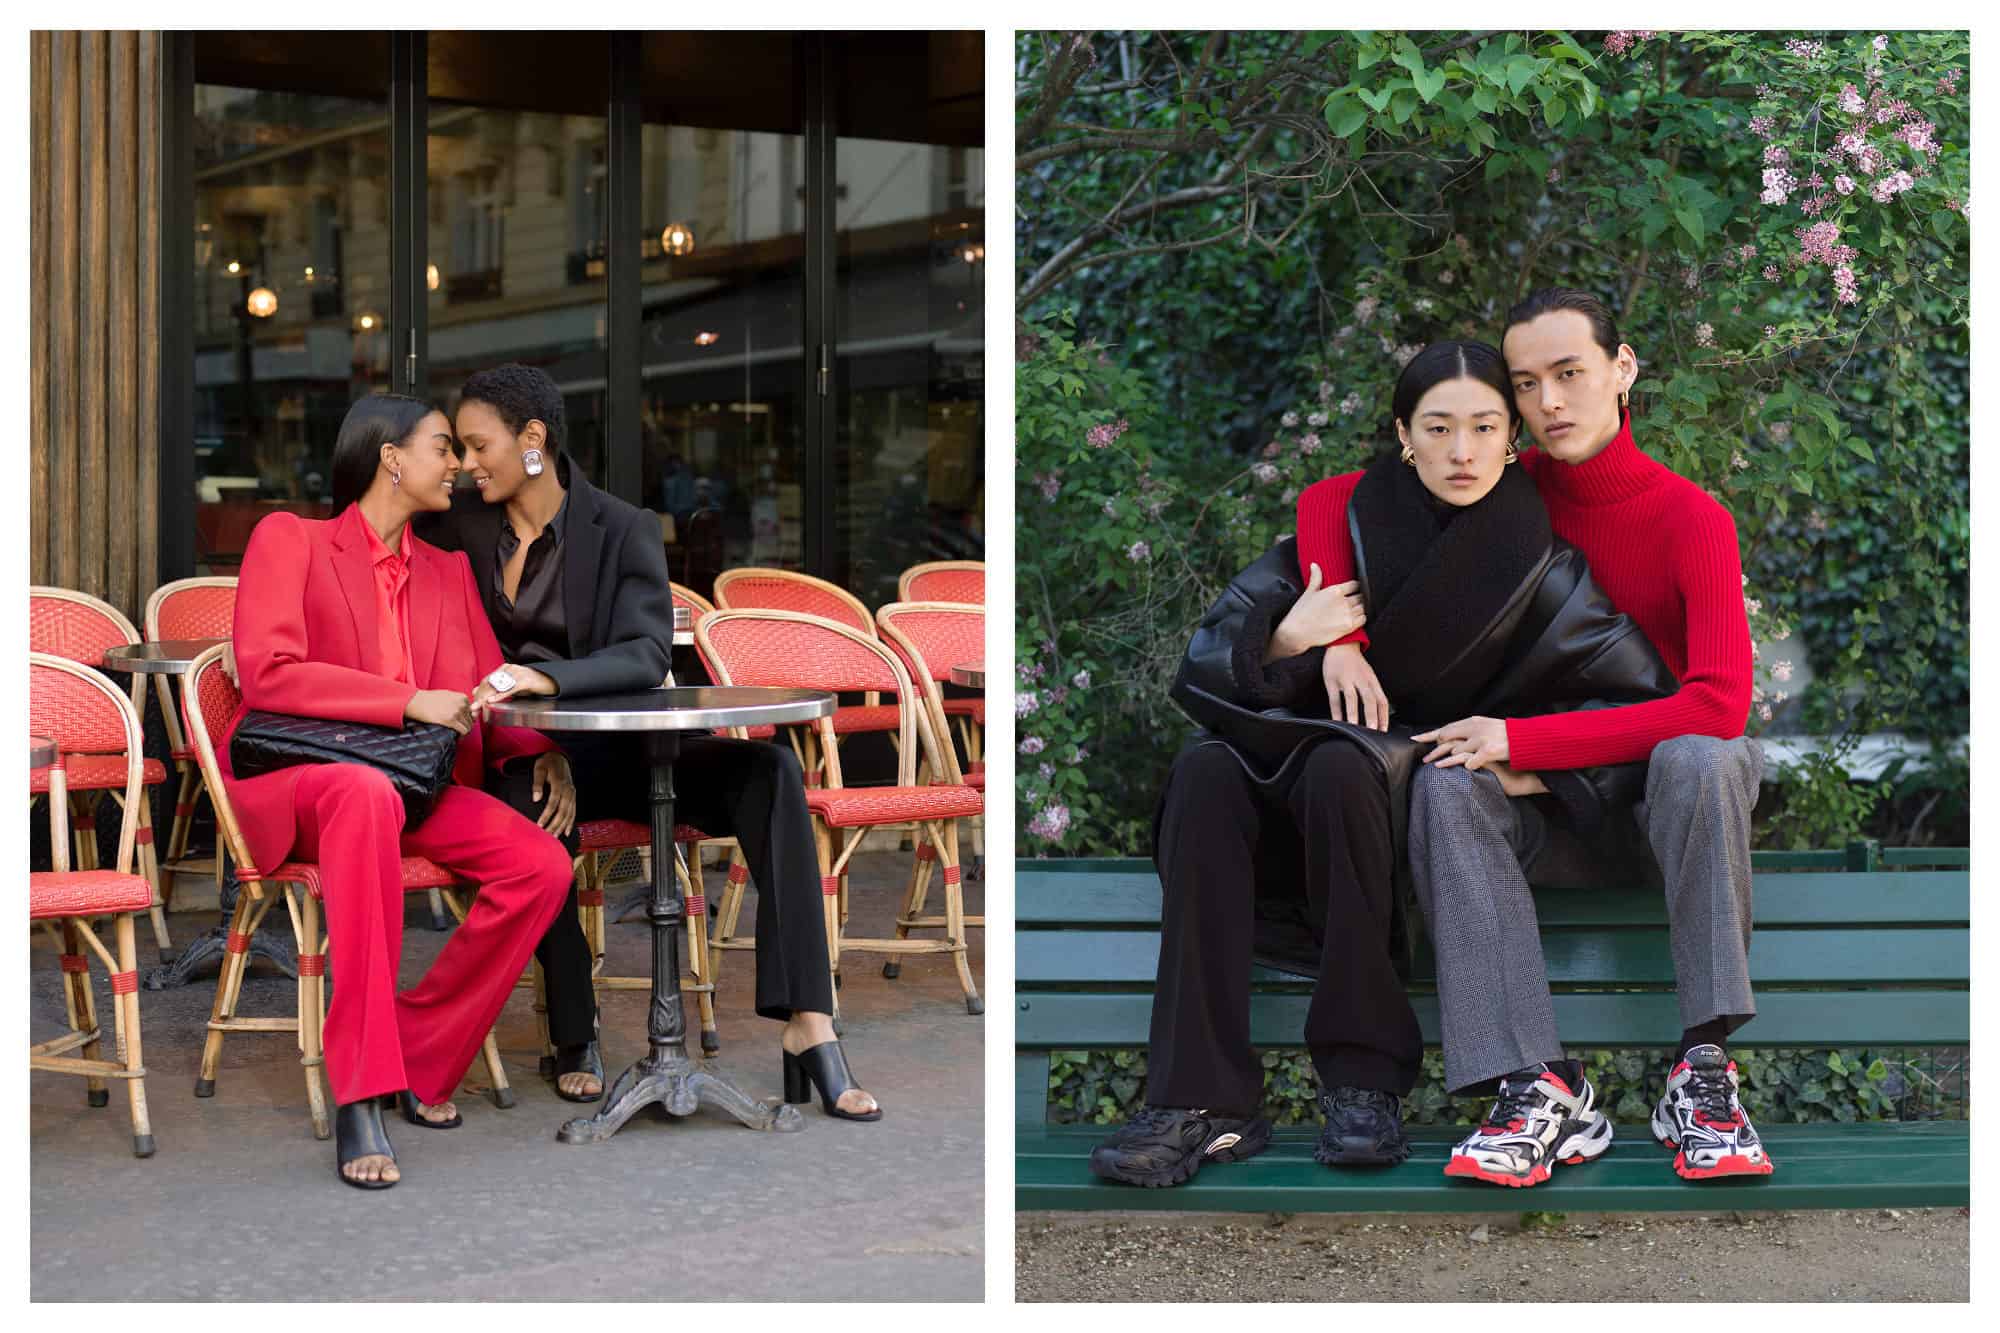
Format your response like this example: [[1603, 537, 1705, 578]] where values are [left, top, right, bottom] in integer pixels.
[[1505, 55, 1539, 95], [1413, 66, 1448, 103], [1826, 1052, 1848, 1076], [1390, 88, 1419, 125], [1674, 206, 1704, 244], [1358, 86, 1392, 113], [1484, 151, 1511, 182], [1844, 437, 1877, 462], [1327, 99, 1369, 138], [1471, 85, 1499, 114], [1546, 95, 1568, 128], [1302, 31, 1336, 58], [1791, 470, 1815, 496]]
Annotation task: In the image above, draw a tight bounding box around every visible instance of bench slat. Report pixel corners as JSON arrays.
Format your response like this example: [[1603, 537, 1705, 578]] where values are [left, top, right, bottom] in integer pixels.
[[1017, 990, 1971, 1049], [1017, 869, 1969, 929], [1017, 1122, 1970, 1213], [1020, 927, 1968, 987]]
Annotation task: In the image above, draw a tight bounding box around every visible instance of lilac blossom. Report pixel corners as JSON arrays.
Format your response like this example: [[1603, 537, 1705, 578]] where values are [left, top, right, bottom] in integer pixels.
[[1026, 804, 1071, 842], [1072, 669, 1091, 689], [1019, 735, 1045, 756], [1695, 323, 1716, 348], [1299, 432, 1322, 456], [1126, 540, 1151, 563], [1252, 462, 1279, 485]]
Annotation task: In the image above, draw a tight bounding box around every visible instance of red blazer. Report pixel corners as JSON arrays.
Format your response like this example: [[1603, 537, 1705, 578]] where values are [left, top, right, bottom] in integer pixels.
[[219, 504, 556, 873]]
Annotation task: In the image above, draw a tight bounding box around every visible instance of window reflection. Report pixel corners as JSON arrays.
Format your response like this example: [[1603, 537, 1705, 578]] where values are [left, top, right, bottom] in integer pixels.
[[835, 137, 984, 608], [425, 104, 610, 490], [190, 84, 389, 569], [638, 125, 806, 597]]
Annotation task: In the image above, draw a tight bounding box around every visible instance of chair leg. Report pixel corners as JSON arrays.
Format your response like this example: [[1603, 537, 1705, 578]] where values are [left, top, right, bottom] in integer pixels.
[[939, 820, 981, 1015], [812, 821, 841, 1019], [426, 886, 451, 931], [678, 848, 718, 1055], [161, 763, 200, 913], [130, 795, 172, 956], [296, 893, 330, 1140], [480, 1028, 514, 1109], [113, 913, 155, 1157], [195, 890, 259, 1098], [72, 794, 100, 872], [884, 839, 937, 980], [531, 959, 554, 1076], [58, 920, 108, 1107]]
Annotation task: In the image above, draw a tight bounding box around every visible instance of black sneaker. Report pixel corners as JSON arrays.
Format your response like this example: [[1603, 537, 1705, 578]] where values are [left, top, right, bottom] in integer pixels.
[[1086, 1105, 1273, 1188], [1313, 1086, 1410, 1166]]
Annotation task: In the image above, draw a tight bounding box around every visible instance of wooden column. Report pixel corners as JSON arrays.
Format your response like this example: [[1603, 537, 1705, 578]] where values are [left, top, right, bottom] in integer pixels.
[[30, 30, 162, 622]]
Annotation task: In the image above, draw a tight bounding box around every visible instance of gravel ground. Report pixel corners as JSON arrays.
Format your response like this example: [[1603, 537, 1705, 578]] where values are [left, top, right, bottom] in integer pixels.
[[1017, 1207, 1969, 1302]]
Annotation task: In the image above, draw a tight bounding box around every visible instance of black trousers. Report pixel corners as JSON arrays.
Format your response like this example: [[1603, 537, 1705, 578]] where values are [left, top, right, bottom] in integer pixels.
[[1146, 739, 1422, 1115], [487, 734, 837, 1049]]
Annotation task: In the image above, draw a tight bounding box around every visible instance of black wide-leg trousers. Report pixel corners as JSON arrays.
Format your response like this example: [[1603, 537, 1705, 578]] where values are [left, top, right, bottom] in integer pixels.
[[1145, 739, 1421, 1116], [487, 734, 837, 1049]]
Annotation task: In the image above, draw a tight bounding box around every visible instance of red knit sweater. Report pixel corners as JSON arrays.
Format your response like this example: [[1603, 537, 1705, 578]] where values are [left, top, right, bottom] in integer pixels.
[[1293, 417, 1753, 769]]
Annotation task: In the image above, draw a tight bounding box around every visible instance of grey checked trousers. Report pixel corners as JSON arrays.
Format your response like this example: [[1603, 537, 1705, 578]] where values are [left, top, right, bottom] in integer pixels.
[[1409, 734, 1765, 1092]]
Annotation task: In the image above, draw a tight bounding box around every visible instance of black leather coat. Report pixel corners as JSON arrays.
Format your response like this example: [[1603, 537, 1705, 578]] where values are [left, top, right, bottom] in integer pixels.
[[1163, 464, 1679, 976]]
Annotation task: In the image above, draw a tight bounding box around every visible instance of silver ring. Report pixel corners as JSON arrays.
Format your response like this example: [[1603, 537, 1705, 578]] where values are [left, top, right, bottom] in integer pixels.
[[486, 667, 519, 694]]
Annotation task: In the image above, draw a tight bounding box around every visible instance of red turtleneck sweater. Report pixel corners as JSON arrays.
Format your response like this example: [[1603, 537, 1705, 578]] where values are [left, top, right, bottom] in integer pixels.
[[1293, 415, 1753, 769]]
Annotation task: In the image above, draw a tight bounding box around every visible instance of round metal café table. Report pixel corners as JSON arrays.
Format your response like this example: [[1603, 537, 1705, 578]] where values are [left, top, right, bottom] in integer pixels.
[[31, 734, 56, 769], [491, 686, 836, 1143], [100, 640, 298, 989], [948, 664, 984, 690], [101, 639, 229, 675]]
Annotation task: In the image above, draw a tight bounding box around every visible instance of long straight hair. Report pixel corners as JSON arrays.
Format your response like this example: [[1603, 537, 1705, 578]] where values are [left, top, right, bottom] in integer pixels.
[[328, 394, 444, 514]]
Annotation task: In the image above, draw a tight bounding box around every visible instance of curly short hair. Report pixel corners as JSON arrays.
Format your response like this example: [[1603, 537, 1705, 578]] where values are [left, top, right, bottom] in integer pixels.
[[457, 363, 566, 453]]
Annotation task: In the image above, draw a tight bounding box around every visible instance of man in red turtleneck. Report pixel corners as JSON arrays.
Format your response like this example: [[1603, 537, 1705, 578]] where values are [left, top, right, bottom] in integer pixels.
[[1400, 290, 1771, 1187]]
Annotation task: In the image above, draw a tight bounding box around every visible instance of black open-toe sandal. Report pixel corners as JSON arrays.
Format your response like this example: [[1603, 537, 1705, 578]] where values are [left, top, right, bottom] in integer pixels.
[[782, 1040, 883, 1122], [391, 1089, 462, 1130], [335, 1100, 398, 1190], [553, 1041, 604, 1104]]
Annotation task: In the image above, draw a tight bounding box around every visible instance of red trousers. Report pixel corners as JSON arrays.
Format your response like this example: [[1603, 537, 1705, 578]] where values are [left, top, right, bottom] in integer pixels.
[[287, 765, 573, 1107]]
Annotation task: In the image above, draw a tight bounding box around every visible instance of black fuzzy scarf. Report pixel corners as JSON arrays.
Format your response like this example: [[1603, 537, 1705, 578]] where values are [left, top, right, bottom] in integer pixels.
[[1349, 453, 1552, 724]]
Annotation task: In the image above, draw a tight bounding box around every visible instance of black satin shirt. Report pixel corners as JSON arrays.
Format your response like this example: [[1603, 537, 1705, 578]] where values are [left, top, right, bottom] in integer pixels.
[[493, 489, 571, 669]]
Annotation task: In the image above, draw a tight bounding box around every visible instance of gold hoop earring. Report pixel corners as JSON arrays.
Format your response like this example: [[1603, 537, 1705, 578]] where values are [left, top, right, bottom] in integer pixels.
[[1503, 441, 1520, 464], [1619, 389, 1630, 411], [1399, 445, 1416, 466]]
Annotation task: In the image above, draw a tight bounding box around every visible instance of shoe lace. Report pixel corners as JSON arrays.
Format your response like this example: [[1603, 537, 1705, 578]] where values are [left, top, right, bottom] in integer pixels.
[[1124, 1106, 1194, 1137], [1684, 1067, 1740, 1125], [1481, 1075, 1543, 1132], [1325, 1087, 1392, 1115]]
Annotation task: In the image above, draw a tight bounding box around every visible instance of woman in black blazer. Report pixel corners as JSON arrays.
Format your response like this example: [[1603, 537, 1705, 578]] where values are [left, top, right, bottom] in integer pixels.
[[417, 364, 877, 1122]]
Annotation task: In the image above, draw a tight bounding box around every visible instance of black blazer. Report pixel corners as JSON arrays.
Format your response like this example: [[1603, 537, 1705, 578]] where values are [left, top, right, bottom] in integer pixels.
[[415, 458, 675, 699]]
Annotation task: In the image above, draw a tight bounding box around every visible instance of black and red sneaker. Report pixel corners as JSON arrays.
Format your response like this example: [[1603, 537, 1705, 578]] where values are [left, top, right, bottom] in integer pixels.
[[1650, 1044, 1775, 1180], [1444, 1060, 1613, 1188]]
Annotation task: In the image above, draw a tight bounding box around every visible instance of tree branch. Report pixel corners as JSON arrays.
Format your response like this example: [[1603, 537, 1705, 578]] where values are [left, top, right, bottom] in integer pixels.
[[1020, 32, 1097, 148]]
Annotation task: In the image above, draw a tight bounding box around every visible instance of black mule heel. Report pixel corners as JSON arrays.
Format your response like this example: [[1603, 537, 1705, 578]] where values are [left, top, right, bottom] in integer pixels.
[[781, 1041, 883, 1122], [335, 1100, 398, 1190], [392, 1089, 462, 1130], [553, 1041, 604, 1104]]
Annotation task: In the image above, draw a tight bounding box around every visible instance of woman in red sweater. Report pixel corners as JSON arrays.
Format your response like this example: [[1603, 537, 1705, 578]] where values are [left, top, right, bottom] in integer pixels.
[[222, 395, 578, 1189]]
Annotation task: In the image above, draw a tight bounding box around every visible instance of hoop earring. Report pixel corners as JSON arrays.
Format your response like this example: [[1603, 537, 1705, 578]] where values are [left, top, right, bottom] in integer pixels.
[[1399, 445, 1416, 466], [1619, 389, 1630, 411], [1503, 441, 1520, 464]]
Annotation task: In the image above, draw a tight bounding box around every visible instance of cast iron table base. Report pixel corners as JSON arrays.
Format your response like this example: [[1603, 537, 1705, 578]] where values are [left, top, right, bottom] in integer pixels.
[[558, 730, 802, 1142]]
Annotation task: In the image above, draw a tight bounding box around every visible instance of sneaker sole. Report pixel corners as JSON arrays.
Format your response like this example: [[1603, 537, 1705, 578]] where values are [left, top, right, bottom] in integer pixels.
[[1444, 1113, 1613, 1187], [1087, 1118, 1274, 1189], [1653, 1107, 1775, 1178]]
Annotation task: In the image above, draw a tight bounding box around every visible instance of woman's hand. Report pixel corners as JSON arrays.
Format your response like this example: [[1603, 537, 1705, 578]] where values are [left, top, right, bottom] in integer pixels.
[[1322, 642, 1390, 731], [471, 663, 558, 711], [406, 689, 474, 735], [1266, 563, 1367, 663], [531, 752, 577, 838], [1414, 715, 1510, 771], [1487, 762, 1548, 798]]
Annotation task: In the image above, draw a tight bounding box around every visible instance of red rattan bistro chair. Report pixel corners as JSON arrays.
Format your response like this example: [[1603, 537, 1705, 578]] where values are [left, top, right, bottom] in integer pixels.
[[898, 560, 985, 605], [179, 646, 514, 1138], [144, 576, 237, 922], [698, 609, 983, 1014], [30, 586, 172, 955], [875, 603, 988, 965], [29, 653, 158, 1157], [712, 569, 900, 772]]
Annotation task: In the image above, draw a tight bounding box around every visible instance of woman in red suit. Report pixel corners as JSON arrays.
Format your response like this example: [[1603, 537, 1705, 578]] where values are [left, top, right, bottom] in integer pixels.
[[222, 395, 578, 1189]]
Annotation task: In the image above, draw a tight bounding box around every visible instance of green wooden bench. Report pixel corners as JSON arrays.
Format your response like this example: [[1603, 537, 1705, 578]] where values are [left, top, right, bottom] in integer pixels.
[[1018, 842, 1969, 1213]]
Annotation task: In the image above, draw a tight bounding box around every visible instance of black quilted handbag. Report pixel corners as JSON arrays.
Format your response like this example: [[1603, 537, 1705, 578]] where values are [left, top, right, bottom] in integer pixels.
[[229, 711, 460, 827]]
